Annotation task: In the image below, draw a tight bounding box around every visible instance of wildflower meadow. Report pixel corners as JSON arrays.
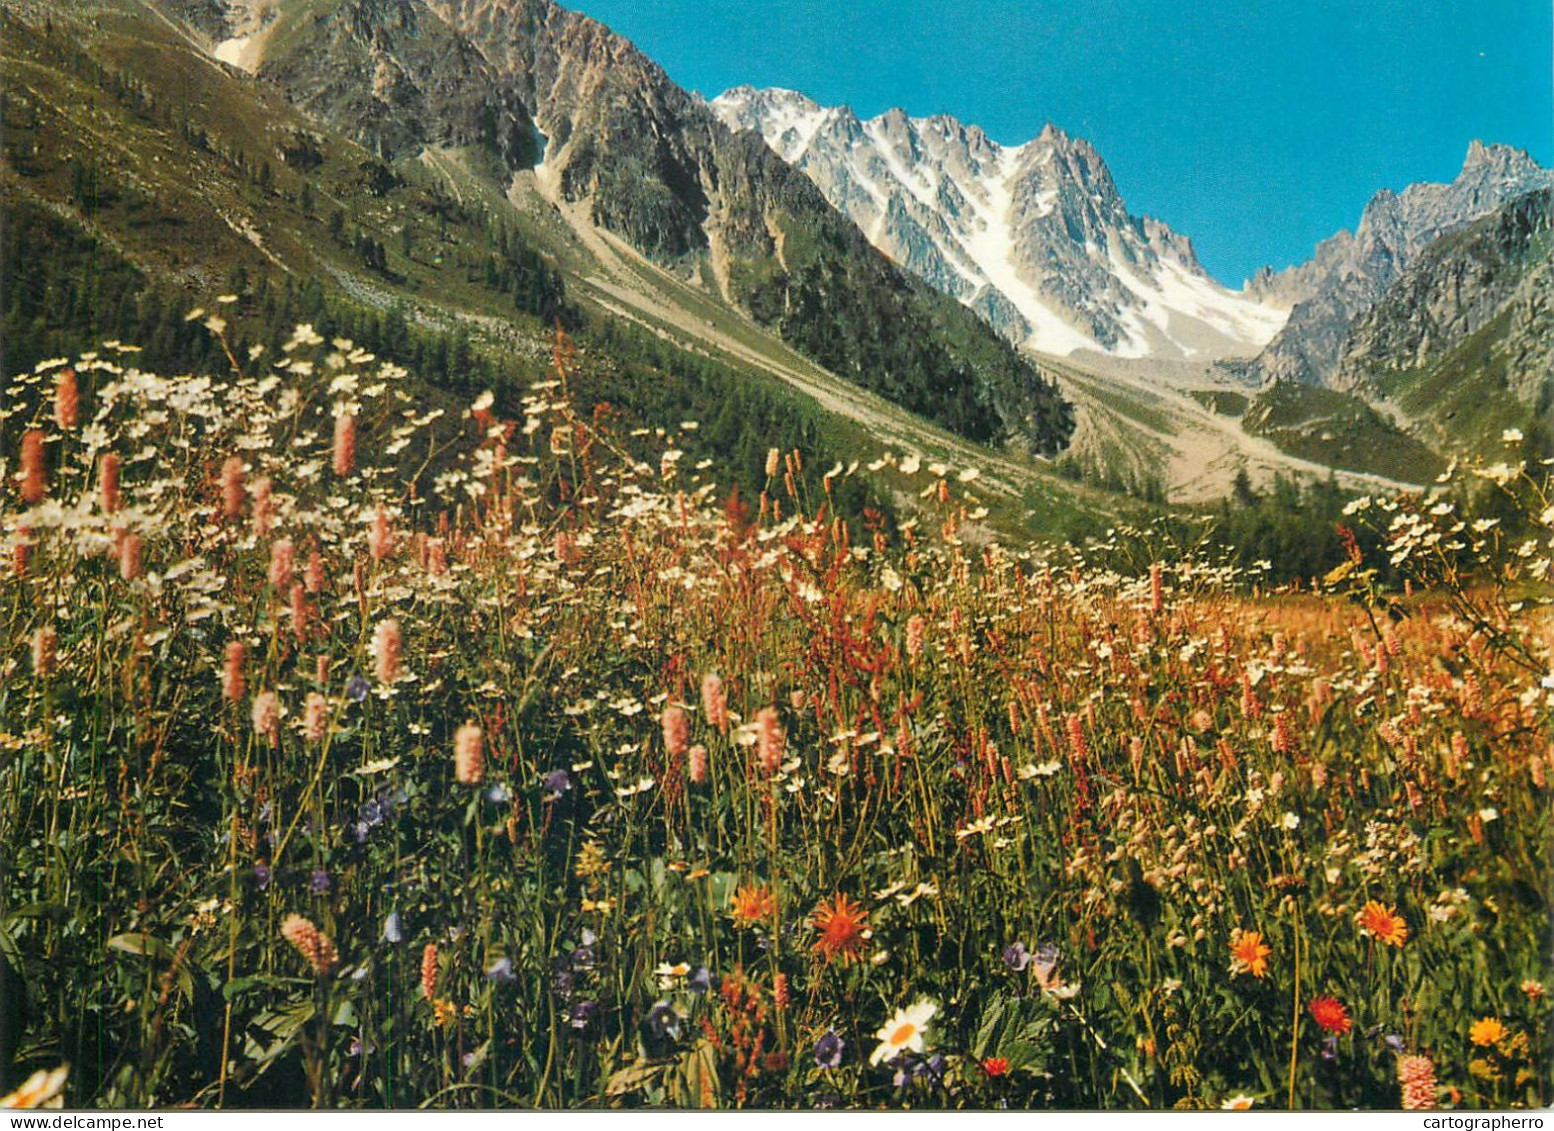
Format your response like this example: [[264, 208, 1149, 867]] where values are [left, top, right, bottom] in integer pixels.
[[1, 323, 1550, 1110]]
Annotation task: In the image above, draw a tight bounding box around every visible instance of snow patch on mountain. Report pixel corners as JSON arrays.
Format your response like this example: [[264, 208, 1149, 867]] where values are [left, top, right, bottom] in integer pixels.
[[712, 86, 1290, 362]]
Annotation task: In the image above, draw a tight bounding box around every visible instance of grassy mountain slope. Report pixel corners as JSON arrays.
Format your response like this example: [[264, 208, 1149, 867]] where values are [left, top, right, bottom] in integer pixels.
[[423, 0, 1073, 453], [0, 0, 1123, 542]]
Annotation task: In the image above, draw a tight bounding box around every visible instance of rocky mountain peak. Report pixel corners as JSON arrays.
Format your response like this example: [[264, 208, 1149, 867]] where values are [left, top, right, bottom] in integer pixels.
[[1234, 141, 1552, 387], [243, 0, 540, 169], [418, 0, 1074, 452], [1460, 139, 1540, 179], [713, 87, 1289, 361]]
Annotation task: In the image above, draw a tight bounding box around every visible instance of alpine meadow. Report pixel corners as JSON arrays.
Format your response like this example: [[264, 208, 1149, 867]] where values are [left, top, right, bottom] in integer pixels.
[[1, 0, 1551, 1113]]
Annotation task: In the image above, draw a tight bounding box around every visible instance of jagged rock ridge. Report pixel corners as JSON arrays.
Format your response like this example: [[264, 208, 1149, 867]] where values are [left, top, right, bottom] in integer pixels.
[[1239, 142, 1554, 388], [1330, 188, 1554, 447], [412, 0, 1076, 451], [711, 85, 1290, 362]]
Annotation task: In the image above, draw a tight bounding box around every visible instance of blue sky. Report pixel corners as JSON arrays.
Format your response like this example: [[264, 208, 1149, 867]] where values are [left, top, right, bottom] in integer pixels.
[[563, 0, 1551, 285]]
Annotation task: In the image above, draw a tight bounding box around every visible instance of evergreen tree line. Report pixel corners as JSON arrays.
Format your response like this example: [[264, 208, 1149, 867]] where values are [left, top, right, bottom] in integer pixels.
[[1, 197, 891, 531]]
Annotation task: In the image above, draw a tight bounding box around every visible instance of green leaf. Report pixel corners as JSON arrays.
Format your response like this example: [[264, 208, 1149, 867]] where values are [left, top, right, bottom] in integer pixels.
[[7, 901, 68, 923], [241, 999, 317, 1075], [973, 994, 1007, 1058], [107, 932, 194, 1000], [221, 974, 295, 1001], [107, 932, 177, 960], [668, 1038, 720, 1109], [605, 1061, 664, 1097]]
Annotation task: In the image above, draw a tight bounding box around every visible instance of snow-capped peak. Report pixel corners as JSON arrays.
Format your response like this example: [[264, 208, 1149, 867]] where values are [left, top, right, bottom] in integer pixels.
[[710, 86, 1289, 361]]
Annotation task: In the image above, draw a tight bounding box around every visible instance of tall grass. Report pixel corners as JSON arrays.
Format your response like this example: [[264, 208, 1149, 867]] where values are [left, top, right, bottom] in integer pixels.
[[1, 326, 1550, 1110]]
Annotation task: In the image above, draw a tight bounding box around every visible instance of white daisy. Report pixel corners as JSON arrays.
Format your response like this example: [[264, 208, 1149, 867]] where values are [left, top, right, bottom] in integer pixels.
[[869, 1000, 937, 1065]]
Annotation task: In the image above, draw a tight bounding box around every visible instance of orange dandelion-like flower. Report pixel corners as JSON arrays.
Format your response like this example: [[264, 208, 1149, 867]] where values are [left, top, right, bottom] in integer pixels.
[[280, 914, 338, 977], [1357, 901, 1408, 947], [1468, 1017, 1507, 1047], [981, 1056, 1011, 1078], [0, 1064, 69, 1109], [730, 885, 776, 925], [810, 893, 869, 966], [1228, 929, 1271, 979], [1308, 995, 1352, 1036], [1398, 1054, 1437, 1110]]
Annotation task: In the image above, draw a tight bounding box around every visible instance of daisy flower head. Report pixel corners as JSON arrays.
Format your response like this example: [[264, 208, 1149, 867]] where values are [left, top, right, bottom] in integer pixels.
[[0, 1065, 68, 1110], [1357, 901, 1408, 947], [869, 999, 936, 1065], [1228, 928, 1272, 979], [810, 892, 869, 965]]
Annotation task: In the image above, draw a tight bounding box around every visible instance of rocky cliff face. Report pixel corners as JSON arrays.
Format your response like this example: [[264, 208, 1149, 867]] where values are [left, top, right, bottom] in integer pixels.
[[711, 86, 1289, 361], [1239, 142, 1553, 387], [412, 0, 1074, 452], [191, 0, 541, 171], [1330, 189, 1553, 432]]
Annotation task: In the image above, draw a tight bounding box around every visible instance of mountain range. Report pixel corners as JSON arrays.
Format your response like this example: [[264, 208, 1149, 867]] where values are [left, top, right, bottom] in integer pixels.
[[711, 85, 1289, 362], [713, 86, 1552, 385], [710, 82, 1552, 487], [1238, 139, 1553, 389], [262, 0, 1076, 451], [2, 0, 1549, 519]]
